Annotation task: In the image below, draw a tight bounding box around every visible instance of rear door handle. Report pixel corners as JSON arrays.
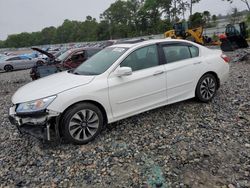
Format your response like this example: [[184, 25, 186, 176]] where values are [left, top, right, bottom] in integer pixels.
[[153, 70, 164, 76], [193, 61, 202, 65]]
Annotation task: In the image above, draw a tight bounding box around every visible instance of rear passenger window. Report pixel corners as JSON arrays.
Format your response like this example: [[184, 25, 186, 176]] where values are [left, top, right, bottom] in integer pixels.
[[7, 57, 21, 61], [189, 46, 199, 57], [162, 45, 191, 63]]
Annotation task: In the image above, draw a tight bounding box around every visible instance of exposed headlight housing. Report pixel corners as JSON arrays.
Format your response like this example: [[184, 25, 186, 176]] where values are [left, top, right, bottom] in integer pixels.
[[16, 95, 56, 114]]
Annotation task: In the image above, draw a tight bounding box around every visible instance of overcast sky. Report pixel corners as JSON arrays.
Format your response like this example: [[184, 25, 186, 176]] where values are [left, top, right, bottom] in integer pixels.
[[0, 0, 247, 40]]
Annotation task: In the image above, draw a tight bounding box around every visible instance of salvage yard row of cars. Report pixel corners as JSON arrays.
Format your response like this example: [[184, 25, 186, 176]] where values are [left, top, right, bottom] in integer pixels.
[[8, 39, 230, 144], [30, 47, 102, 80], [0, 46, 103, 77]]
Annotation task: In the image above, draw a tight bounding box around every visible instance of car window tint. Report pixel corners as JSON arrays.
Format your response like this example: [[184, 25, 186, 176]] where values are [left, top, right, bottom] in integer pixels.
[[20, 56, 29, 60], [189, 46, 199, 57], [162, 45, 191, 63], [87, 49, 101, 57], [74, 47, 128, 75], [7, 57, 21, 61], [121, 45, 159, 71]]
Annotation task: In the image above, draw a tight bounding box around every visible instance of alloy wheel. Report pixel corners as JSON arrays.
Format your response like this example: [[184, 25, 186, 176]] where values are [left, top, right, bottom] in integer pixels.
[[200, 77, 216, 100], [68, 109, 99, 142], [4, 65, 13, 72]]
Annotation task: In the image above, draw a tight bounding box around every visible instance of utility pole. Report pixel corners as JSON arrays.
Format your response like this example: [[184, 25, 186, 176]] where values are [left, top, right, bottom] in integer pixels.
[[190, 0, 193, 16]]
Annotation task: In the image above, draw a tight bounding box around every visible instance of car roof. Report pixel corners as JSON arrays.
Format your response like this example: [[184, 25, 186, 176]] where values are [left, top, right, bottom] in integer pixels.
[[111, 38, 198, 49], [71, 47, 102, 52], [5, 55, 17, 59]]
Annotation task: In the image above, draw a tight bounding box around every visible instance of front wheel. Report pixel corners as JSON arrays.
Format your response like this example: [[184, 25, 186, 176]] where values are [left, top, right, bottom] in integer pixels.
[[196, 74, 218, 102], [4, 65, 14, 72], [61, 103, 104, 144]]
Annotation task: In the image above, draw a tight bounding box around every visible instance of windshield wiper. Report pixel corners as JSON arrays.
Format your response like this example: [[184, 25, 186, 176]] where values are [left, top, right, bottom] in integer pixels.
[[71, 69, 98, 75], [68, 69, 78, 74]]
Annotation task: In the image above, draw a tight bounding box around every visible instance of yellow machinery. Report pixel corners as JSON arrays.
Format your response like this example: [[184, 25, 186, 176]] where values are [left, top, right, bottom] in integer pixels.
[[164, 22, 204, 44]]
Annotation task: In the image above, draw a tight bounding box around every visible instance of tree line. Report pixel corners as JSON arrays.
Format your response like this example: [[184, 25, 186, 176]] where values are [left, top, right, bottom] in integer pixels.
[[0, 0, 235, 49]]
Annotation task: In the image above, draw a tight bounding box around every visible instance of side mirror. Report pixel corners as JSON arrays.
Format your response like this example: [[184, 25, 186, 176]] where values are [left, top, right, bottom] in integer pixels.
[[115, 67, 132, 77]]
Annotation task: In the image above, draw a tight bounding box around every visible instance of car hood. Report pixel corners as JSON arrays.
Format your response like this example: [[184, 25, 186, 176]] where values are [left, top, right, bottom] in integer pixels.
[[12, 71, 95, 104], [31, 47, 55, 59]]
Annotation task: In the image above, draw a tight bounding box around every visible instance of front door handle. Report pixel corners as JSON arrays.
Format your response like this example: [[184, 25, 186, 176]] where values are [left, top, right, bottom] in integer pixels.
[[153, 70, 164, 76], [193, 61, 202, 65]]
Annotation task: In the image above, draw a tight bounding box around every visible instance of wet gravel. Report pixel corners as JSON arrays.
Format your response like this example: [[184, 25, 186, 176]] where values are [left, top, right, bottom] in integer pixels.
[[0, 51, 249, 188]]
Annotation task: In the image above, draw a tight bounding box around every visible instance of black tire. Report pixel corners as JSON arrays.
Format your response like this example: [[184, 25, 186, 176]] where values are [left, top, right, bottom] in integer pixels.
[[30, 68, 39, 80], [195, 73, 218, 103], [61, 102, 104, 144], [4, 65, 14, 72], [36, 60, 44, 66]]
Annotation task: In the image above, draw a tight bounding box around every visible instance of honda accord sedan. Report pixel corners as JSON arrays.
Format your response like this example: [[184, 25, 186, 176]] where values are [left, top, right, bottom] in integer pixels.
[[9, 39, 229, 144]]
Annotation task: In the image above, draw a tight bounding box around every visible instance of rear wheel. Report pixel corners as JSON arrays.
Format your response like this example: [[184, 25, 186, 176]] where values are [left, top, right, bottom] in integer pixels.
[[196, 74, 218, 102], [4, 65, 14, 72], [61, 103, 103, 144]]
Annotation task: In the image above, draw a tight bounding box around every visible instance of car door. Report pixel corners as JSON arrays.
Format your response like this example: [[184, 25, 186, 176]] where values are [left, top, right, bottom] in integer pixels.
[[160, 43, 203, 104], [20, 56, 35, 69], [26, 58, 36, 69], [6, 57, 23, 69], [108, 44, 167, 119]]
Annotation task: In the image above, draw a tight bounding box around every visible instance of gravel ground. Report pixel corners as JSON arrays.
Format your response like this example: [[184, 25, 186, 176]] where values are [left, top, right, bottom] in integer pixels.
[[0, 51, 249, 188]]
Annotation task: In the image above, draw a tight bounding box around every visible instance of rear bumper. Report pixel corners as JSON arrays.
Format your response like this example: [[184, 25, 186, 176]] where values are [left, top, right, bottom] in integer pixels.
[[9, 105, 61, 141]]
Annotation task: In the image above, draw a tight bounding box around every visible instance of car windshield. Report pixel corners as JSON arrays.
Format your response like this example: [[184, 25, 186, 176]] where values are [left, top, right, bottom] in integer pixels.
[[73, 47, 128, 75], [56, 50, 71, 61], [54, 49, 67, 58]]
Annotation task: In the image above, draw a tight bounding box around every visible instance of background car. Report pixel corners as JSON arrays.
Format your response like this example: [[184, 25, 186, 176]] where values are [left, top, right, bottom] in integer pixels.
[[0, 55, 37, 72], [0, 54, 7, 59], [30, 47, 102, 80], [32, 48, 68, 64]]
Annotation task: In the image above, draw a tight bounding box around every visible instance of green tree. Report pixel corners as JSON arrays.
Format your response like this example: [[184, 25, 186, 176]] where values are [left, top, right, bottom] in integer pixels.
[[55, 19, 75, 43], [0, 40, 4, 48], [189, 0, 201, 16], [40, 26, 56, 44], [96, 20, 110, 40], [212, 15, 218, 26], [101, 0, 132, 39], [203, 10, 211, 27], [81, 16, 99, 41], [189, 12, 204, 27]]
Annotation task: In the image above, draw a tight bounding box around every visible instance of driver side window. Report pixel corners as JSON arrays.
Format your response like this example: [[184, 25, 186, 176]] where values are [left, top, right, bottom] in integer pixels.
[[120, 45, 159, 71]]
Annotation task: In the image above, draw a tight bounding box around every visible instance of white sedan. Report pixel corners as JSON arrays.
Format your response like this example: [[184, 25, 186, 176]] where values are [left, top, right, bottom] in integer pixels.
[[0, 55, 37, 72], [9, 39, 229, 144]]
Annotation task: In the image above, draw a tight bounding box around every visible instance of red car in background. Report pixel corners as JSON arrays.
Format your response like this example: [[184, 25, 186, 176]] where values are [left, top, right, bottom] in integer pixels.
[[30, 47, 102, 80]]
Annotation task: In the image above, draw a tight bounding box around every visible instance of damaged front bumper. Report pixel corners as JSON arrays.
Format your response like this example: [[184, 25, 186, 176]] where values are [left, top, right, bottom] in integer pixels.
[[8, 105, 61, 141]]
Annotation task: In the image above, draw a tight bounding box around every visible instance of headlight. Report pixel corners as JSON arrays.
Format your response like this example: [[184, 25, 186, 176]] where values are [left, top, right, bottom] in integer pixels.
[[16, 95, 56, 113]]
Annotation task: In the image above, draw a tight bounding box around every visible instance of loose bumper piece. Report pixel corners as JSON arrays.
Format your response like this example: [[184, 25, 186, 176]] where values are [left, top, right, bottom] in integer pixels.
[[8, 105, 60, 141]]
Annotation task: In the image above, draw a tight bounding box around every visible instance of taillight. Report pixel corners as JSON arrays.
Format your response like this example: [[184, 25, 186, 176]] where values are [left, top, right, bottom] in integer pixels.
[[221, 54, 230, 63]]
